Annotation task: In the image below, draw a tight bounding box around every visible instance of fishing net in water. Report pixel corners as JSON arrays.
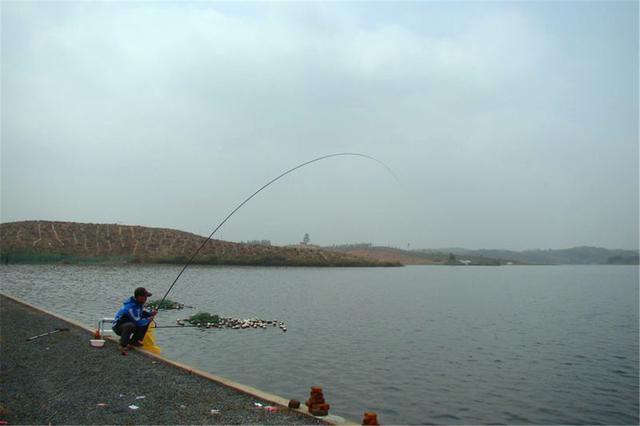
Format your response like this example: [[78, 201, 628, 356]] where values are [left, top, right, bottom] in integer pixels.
[[147, 299, 185, 310], [177, 313, 287, 331]]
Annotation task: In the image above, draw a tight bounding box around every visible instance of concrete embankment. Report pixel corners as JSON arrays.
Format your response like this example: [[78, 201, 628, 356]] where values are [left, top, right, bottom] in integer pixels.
[[0, 294, 342, 425]]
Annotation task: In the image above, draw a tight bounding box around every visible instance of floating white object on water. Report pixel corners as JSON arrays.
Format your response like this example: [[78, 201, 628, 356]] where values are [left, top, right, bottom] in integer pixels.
[[128, 405, 139, 410], [210, 409, 220, 414], [253, 402, 263, 408], [136, 396, 145, 400]]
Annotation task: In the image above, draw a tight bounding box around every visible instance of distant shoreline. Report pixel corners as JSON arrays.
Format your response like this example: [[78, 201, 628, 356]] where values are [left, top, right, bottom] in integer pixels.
[[1, 220, 636, 266], [0, 253, 401, 267], [327, 244, 639, 266]]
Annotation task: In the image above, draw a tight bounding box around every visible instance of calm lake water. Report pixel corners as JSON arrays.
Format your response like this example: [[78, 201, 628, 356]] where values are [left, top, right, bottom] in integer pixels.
[[1, 264, 638, 425]]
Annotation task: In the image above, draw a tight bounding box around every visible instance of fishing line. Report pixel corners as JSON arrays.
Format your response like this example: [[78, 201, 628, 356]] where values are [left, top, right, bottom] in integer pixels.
[[157, 152, 396, 306]]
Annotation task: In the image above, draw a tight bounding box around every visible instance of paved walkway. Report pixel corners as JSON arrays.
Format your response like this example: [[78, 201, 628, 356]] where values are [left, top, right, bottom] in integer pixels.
[[0, 295, 326, 425]]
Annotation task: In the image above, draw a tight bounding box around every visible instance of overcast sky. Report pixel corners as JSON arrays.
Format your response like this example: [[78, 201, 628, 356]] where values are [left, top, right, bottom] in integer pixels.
[[2, 1, 638, 250]]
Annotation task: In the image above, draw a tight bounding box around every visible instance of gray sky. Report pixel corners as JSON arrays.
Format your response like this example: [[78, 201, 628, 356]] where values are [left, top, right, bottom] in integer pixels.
[[2, 1, 638, 250]]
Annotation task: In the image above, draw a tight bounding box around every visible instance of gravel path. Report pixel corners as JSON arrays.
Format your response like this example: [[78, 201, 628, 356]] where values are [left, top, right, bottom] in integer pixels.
[[0, 295, 326, 425]]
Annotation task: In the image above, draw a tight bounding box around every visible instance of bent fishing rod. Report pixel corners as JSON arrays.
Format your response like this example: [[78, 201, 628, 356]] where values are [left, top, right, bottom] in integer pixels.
[[157, 152, 396, 307]]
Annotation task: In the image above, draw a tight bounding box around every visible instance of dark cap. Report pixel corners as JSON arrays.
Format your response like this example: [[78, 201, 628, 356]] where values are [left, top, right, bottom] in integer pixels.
[[134, 287, 152, 298]]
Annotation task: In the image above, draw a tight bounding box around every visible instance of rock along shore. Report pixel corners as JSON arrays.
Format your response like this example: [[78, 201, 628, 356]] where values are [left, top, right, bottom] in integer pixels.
[[0, 295, 327, 425]]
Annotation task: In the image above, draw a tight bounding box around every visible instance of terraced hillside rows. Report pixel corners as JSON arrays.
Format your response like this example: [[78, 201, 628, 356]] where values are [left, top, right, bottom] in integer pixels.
[[0, 221, 399, 267]]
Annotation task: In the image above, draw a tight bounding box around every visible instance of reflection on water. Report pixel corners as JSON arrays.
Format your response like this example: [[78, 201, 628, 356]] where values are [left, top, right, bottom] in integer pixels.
[[2, 264, 638, 425]]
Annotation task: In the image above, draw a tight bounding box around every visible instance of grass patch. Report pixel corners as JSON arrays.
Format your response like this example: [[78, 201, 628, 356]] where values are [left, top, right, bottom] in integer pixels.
[[187, 312, 220, 326], [0, 250, 133, 265]]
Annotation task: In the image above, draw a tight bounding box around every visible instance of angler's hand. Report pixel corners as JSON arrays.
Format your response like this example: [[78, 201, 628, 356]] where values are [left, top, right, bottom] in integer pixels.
[[150, 309, 158, 317]]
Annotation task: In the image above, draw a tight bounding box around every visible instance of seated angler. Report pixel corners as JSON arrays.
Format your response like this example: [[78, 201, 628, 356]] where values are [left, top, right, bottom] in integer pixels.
[[112, 287, 157, 352]]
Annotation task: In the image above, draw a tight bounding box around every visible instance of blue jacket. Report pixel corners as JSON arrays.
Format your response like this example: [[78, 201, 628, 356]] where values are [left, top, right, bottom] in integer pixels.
[[113, 297, 152, 327]]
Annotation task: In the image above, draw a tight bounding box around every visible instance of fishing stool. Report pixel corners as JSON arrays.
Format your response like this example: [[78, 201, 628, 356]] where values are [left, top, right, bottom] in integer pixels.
[[97, 318, 115, 338]]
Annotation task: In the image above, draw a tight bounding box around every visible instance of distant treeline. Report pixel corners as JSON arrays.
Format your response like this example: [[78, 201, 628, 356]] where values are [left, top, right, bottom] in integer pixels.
[[421, 246, 639, 265], [607, 255, 640, 265], [327, 243, 639, 266]]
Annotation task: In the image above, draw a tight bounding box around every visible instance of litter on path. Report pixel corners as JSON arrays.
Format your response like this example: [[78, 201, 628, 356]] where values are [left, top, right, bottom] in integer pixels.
[[253, 402, 278, 412]]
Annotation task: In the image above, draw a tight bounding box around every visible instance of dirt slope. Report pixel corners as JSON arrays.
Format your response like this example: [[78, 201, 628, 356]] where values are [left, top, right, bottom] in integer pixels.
[[0, 221, 399, 267]]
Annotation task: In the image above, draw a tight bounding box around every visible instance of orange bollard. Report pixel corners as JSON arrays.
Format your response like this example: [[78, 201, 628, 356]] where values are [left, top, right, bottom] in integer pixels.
[[306, 386, 330, 416], [362, 412, 380, 425]]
